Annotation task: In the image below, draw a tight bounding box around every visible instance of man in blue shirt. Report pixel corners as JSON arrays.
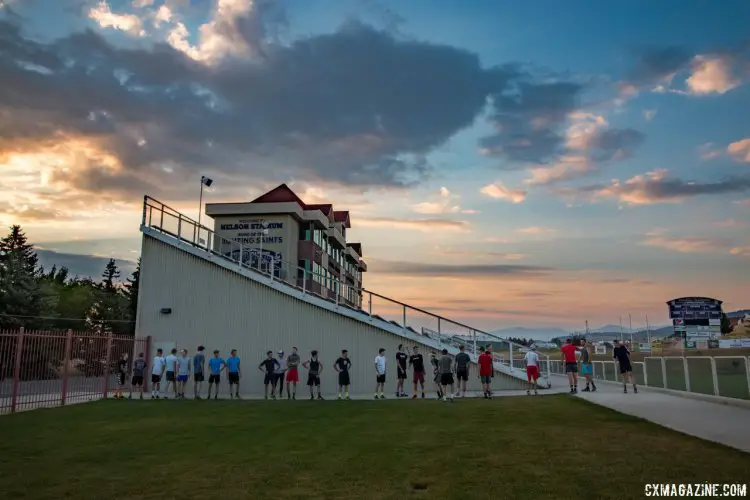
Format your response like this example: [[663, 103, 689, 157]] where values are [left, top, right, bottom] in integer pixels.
[[226, 349, 242, 399], [193, 345, 206, 400], [207, 350, 226, 400]]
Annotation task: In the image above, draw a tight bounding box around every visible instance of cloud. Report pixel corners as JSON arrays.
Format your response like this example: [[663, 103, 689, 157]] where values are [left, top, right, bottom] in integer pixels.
[[727, 138, 750, 163], [434, 247, 527, 261], [517, 226, 554, 235], [643, 109, 657, 121], [699, 142, 723, 160], [715, 219, 746, 229], [367, 259, 552, 278], [729, 246, 750, 257], [641, 236, 727, 254], [36, 250, 137, 278], [88, 1, 146, 37], [557, 169, 750, 205], [479, 182, 526, 203], [411, 187, 479, 214], [356, 216, 471, 232], [686, 55, 741, 95]]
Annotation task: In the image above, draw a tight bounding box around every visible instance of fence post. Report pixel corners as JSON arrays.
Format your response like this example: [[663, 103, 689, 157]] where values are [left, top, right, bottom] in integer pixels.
[[660, 357, 667, 388], [709, 357, 719, 396], [177, 214, 183, 242], [144, 335, 152, 393], [509, 342, 513, 371], [368, 293, 373, 320], [745, 357, 750, 400], [437, 317, 441, 334], [402, 305, 407, 335], [239, 244, 244, 269], [102, 333, 114, 399], [643, 361, 648, 387], [61, 329, 73, 406], [336, 282, 340, 308], [10, 327, 25, 413], [682, 357, 691, 392], [472, 330, 476, 357]]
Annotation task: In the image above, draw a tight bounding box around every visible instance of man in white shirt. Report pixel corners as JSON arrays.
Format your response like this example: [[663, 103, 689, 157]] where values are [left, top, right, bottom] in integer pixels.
[[524, 345, 541, 396], [164, 348, 179, 399], [151, 348, 166, 399], [374, 348, 387, 399]]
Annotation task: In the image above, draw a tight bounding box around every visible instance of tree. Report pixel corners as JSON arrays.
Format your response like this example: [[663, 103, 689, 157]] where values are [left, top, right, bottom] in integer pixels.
[[122, 258, 140, 334], [87, 259, 131, 336], [720, 313, 731, 335], [0, 225, 44, 328]]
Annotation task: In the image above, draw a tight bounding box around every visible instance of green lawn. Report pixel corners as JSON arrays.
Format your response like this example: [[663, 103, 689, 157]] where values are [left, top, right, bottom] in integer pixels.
[[1, 397, 749, 500]]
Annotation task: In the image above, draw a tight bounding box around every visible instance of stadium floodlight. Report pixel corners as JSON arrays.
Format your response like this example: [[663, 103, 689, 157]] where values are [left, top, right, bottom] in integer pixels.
[[198, 175, 214, 229]]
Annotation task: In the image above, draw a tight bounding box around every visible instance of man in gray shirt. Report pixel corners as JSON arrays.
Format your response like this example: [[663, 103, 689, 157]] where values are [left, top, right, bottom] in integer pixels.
[[454, 345, 471, 398], [438, 349, 455, 402], [129, 353, 147, 400]]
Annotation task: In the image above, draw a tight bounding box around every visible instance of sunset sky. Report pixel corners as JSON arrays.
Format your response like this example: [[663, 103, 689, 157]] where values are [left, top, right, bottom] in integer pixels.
[[1, 0, 749, 332]]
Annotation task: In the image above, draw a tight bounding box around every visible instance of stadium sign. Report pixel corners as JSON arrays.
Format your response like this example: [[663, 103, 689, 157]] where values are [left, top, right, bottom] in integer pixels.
[[666, 297, 723, 350]]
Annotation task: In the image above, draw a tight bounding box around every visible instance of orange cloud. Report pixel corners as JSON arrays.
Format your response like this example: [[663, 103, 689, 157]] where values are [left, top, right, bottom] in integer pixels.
[[88, 1, 146, 36], [356, 216, 471, 232], [686, 55, 741, 95], [517, 226, 554, 235], [479, 182, 526, 203], [727, 138, 750, 163], [641, 236, 724, 254], [412, 187, 479, 214]]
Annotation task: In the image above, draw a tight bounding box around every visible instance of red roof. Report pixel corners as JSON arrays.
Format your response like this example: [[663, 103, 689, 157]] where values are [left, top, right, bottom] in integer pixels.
[[347, 242, 362, 256], [306, 203, 333, 216], [250, 184, 306, 206], [333, 211, 351, 228]]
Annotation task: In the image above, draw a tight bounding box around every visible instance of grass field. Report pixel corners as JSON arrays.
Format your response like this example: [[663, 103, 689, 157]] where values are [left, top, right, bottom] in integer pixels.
[[1, 397, 749, 500]]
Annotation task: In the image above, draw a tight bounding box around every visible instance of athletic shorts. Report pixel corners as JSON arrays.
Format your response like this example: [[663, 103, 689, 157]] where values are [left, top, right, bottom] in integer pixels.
[[619, 363, 632, 374], [440, 373, 454, 386], [307, 374, 321, 386], [131, 375, 144, 386], [209, 374, 221, 384], [456, 369, 469, 381], [413, 371, 425, 383], [275, 373, 285, 385], [286, 368, 299, 383], [526, 365, 539, 381], [177, 374, 188, 382], [338, 371, 350, 386], [565, 362, 578, 373], [580, 363, 592, 375], [263, 373, 275, 385], [376, 374, 386, 384], [118, 373, 126, 386], [166, 371, 176, 382], [228, 372, 240, 384], [151, 374, 161, 384], [480, 375, 492, 384], [397, 367, 407, 380], [194, 373, 205, 382]]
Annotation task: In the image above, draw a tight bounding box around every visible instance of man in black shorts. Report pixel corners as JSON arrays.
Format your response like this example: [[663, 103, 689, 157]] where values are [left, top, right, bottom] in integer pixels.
[[115, 352, 128, 399], [454, 345, 471, 397], [259, 351, 281, 399], [130, 352, 147, 400], [334, 349, 352, 400], [438, 349, 455, 402], [409, 346, 426, 399], [613, 340, 638, 394], [303, 350, 324, 400], [395, 344, 408, 397]]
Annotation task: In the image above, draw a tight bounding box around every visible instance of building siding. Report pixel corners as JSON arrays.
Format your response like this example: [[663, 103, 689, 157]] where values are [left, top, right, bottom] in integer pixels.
[[137, 234, 527, 396]]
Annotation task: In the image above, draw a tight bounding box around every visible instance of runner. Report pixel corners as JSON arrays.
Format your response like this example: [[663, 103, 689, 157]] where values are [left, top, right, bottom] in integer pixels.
[[613, 340, 637, 394], [164, 348, 179, 399], [561, 338, 579, 394], [430, 352, 443, 399], [524, 345, 540, 396], [226, 349, 242, 399], [130, 352, 147, 400], [114, 352, 128, 399], [286, 347, 301, 400], [334, 349, 352, 400], [580, 340, 596, 392], [176, 349, 191, 399], [275, 350, 286, 398], [303, 350, 324, 400], [151, 348, 166, 399], [193, 345, 206, 399], [438, 349, 455, 402], [259, 351, 281, 400], [207, 350, 225, 400], [374, 348, 387, 399], [454, 345, 471, 397], [477, 346, 494, 399], [395, 344, 409, 397], [409, 346, 426, 399]]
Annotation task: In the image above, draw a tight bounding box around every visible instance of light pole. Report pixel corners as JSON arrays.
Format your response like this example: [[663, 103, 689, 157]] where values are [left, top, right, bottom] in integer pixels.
[[198, 176, 213, 229]]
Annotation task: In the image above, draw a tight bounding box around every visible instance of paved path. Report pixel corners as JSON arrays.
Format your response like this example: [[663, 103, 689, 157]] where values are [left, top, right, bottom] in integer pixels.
[[551, 375, 750, 453]]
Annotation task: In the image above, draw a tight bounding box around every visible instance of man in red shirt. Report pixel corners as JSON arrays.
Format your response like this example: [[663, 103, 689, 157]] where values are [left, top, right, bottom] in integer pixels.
[[560, 338, 579, 394], [477, 346, 494, 399]]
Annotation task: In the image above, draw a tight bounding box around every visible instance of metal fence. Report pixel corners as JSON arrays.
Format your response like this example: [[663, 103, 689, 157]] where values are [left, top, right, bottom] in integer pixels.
[[546, 356, 750, 400], [0, 328, 150, 414]]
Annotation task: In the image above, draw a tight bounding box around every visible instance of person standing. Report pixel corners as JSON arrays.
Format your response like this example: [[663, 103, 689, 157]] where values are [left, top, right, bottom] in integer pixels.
[[226, 349, 242, 399], [259, 351, 281, 399], [409, 346, 426, 399], [275, 350, 286, 398], [395, 344, 409, 398], [207, 350, 226, 400], [580, 340, 596, 392], [286, 347, 301, 400], [193, 345, 206, 399], [524, 345, 540, 396], [477, 346, 494, 399], [114, 352, 128, 399], [334, 349, 352, 400], [430, 352, 443, 399], [561, 339, 579, 394], [176, 349, 191, 399], [438, 349, 455, 402], [374, 348, 387, 399], [303, 350, 324, 400], [130, 352, 147, 400], [165, 348, 179, 399], [454, 345, 471, 398], [613, 340, 637, 394], [151, 348, 166, 399]]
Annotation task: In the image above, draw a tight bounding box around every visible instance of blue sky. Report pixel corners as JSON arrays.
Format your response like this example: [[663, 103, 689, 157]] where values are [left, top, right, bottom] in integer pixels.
[[1, 0, 748, 330]]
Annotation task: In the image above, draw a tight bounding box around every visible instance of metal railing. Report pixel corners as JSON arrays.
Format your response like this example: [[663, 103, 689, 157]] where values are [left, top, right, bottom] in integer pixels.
[[546, 356, 750, 400], [0, 328, 151, 414], [142, 196, 551, 383]]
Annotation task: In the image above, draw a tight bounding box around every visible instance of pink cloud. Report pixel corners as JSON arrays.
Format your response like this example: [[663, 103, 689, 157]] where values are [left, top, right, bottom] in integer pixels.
[[479, 182, 527, 203], [686, 55, 741, 95], [517, 226, 554, 235], [727, 138, 750, 163]]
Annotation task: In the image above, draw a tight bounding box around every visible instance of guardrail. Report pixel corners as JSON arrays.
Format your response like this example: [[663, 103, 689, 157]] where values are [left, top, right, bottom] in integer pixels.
[[141, 196, 551, 384], [546, 356, 750, 400]]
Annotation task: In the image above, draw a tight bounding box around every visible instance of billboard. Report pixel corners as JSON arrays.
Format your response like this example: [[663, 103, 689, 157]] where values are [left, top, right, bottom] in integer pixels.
[[666, 297, 723, 349]]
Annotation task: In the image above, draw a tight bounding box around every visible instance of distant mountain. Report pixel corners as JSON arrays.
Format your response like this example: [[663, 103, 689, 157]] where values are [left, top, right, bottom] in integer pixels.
[[490, 326, 569, 341], [588, 324, 623, 333], [727, 310, 750, 318]]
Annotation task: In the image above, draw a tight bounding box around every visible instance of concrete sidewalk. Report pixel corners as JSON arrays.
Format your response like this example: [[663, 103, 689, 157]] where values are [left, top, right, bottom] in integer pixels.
[[551, 375, 750, 453]]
